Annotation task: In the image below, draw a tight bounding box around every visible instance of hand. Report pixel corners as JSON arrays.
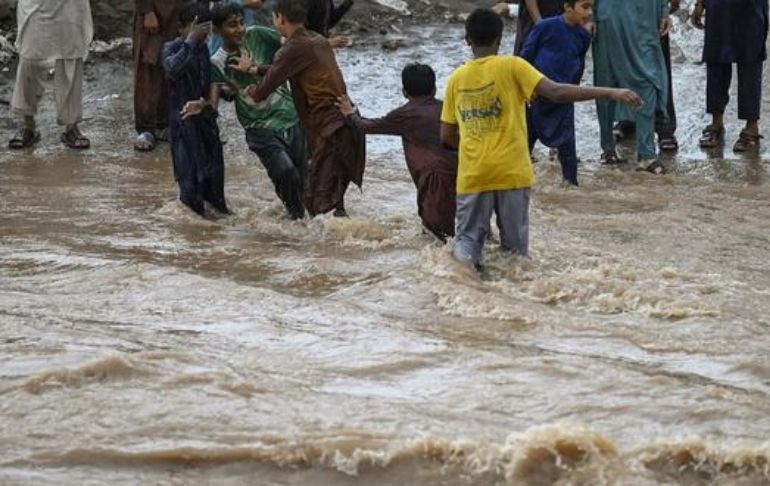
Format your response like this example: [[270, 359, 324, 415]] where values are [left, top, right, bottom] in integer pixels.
[[492, 2, 510, 16], [245, 84, 259, 101], [143, 11, 160, 34], [669, 0, 680, 14], [691, 3, 705, 29], [611, 89, 644, 110], [187, 17, 210, 43], [230, 52, 255, 74], [181, 98, 207, 119], [660, 16, 672, 37], [328, 36, 351, 48], [336, 95, 355, 116]]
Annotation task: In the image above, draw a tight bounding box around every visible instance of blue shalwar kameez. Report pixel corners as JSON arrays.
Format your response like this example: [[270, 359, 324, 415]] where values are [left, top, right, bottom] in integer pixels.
[[163, 37, 228, 216], [703, 0, 768, 121], [521, 15, 591, 185], [593, 0, 669, 161]]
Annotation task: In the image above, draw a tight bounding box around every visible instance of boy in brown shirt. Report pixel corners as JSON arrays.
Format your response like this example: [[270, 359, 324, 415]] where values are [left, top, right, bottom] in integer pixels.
[[247, 0, 365, 217]]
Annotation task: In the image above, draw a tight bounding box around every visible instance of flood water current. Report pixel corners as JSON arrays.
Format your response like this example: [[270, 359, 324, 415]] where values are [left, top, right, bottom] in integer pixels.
[[1, 21, 770, 485]]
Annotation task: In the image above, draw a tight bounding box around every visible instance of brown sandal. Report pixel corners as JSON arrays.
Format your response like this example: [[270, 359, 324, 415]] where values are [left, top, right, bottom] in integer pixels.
[[61, 126, 90, 149], [733, 130, 763, 153], [699, 124, 724, 149]]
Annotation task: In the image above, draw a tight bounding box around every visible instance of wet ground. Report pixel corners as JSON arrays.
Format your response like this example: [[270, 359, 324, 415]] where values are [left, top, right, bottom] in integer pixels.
[[1, 23, 769, 485]]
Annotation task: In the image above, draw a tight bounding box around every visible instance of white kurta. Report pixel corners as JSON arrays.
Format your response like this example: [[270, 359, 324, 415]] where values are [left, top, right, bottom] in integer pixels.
[[15, 0, 93, 62]]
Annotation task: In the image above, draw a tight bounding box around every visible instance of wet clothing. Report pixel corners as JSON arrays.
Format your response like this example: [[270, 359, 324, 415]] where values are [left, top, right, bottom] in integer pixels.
[[441, 56, 543, 194], [520, 16, 590, 185], [346, 97, 458, 239], [593, 0, 669, 160], [163, 38, 227, 216], [245, 124, 307, 219], [703, 0, 768, 121], [211, 26, 305, 218], [304, 0, 354, 37], [509, 0, 564, 55], [251, 27, 366, 216], [12, 0, 92, 125], [134, 0, 183, 134], [453, 189, 531, 266]]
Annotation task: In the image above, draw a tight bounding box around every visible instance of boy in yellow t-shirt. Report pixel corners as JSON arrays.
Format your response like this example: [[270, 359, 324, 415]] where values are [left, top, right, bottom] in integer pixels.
[[441, 8, 642, 269]]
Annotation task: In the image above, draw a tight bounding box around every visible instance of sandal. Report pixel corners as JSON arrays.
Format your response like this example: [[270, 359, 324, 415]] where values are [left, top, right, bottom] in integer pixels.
[[155, 127, 170, 143], [733, 129, 763, 153], [61, 126, 90, 149], [8, 127, 40, 149], [613, 121, 634, 141], [636, 159, 667, 175], [134, 131, 156, 151], [699, 124, 724, 149], [658, 135, 679, 152], [600, 151, 623, 165]]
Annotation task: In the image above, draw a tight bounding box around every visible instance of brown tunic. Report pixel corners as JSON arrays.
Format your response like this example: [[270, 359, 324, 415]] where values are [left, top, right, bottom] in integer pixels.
[[347, 97, 457, 239], [252, 27, 366, 216], [134, 0, 183, 133]]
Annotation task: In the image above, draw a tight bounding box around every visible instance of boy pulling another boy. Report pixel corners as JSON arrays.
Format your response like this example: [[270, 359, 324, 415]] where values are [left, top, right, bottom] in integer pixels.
[[211, 3, 307, 220], [248, 0, 365, 218], [441, 8, 642, 270]]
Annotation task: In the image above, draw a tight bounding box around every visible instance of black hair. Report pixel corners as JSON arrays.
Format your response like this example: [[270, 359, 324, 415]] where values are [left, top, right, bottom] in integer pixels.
[[179, 1, 212, 27], [211, 1, 245, 27], [402, 64, 436, 98], [274, 0, 307, 24], [563, 0, 579, 6], [465, 8, 504, 47]]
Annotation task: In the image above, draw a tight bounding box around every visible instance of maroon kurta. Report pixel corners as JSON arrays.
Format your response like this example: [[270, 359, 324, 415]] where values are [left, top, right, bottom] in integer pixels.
[[347, 97, 457, 239], [134, 0, 183, 134], [251, 27, 365, 216]]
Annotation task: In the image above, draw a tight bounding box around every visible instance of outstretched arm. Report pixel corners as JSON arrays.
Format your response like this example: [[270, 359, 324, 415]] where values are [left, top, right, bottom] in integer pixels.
[[247, 45, 310, 102], [336, 95, 404, 135], [534, 77, 643, 108]]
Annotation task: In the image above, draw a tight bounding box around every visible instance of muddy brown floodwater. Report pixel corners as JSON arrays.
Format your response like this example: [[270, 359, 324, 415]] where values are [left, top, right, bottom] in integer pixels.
[[1, 22, 770, 486]]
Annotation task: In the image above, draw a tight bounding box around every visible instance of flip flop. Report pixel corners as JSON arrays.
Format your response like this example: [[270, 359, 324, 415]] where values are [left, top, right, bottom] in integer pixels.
[[8, 127, 40, 149], [134, 131, 156, 151], [61, 126, 90, 149]]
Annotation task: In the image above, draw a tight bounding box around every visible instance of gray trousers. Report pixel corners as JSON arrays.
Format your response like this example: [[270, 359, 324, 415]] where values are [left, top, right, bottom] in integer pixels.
[[453, 188, 531, 266], [11, 58, 84, 126]]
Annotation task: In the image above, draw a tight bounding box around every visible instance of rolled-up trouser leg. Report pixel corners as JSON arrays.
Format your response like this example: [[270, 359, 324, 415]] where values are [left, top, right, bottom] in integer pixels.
[[453, 192, 494, 266], [246, 127, 305, 219], [736, 62, 763, 122], [494, 188, 531, 257], [706, 63, 732, 116], [54, 58, 84, 127], [11, 58, 46, 119]]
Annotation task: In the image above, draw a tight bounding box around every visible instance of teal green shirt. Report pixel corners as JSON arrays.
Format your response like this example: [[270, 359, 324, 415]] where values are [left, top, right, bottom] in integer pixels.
[[211, 26, 298, 131]]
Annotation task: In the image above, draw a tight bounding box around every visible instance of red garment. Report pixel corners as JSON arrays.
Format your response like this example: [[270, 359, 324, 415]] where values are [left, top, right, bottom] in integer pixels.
[[347, 97, 458, 239], [252, 27, 366, 216]]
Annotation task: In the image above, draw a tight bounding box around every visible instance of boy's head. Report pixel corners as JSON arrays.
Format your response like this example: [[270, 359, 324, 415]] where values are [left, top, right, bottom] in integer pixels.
[[563, 0, 594, 26], [179, 1, 212, 36], [273, 0, 307, 37], [212, 2, 246, 48], [401, 64, 436, 99], [465, 8, 503, 52]]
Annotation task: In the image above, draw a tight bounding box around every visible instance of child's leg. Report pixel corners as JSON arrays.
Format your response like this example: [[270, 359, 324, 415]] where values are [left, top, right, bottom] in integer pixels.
[[736, 62, 762, 126], [635, 98, 657, 161], [494, 188, 531, 257], [706, 63, 732, 122], [453, 192, 494, 267], [593, 40, 618, 155], [246, 128, 305, 219], [558, 137, 579, 186]]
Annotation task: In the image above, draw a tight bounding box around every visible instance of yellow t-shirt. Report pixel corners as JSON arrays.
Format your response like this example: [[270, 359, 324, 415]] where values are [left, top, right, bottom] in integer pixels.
[[441, 56, 544, 195]]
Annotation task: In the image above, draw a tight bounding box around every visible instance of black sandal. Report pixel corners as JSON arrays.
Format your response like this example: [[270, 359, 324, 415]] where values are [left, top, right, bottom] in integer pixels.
[[600, 151, 623, 165], [61, 126, 90, 149], [8, 127, 40, 149], [733, 130, 763, 153], [699, 124, 724, 149]]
